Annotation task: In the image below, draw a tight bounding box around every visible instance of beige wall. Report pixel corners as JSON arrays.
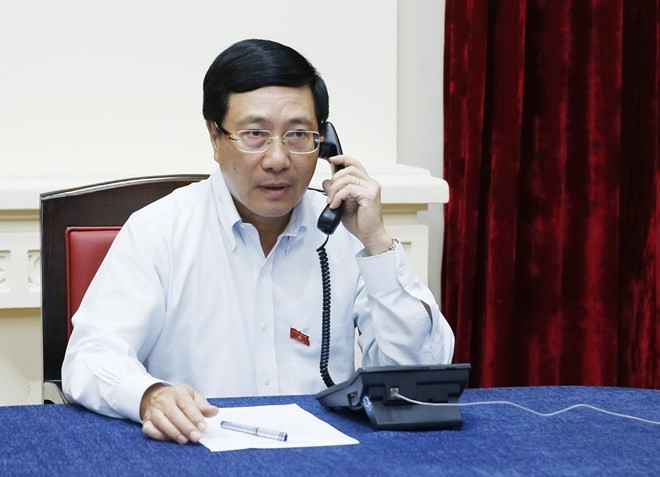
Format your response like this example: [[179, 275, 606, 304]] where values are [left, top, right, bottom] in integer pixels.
[[397, 0, 445, 304], [0, 0, 446, 405], [0, 310, 42, 404]]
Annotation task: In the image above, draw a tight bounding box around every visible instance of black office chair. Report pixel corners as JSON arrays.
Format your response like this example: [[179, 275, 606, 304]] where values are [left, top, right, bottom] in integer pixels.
[[40, 174, 207, 403]]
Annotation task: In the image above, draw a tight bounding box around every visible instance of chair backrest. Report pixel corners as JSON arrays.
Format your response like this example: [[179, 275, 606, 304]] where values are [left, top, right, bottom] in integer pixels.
[[65, 226, 122, 334], [40, 175, 207, 397]]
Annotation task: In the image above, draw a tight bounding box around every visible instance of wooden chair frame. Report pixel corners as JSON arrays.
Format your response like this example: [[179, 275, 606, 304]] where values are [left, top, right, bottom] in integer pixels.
[[40, 174, 207, 402]]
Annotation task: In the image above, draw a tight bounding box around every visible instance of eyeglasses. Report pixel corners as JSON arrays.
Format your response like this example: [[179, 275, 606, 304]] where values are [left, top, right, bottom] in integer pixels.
[[215, 123, 323, 154]]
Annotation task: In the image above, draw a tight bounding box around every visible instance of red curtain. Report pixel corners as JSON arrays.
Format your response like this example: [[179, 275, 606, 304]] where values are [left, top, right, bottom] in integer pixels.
[[442, 0, 658, 389]]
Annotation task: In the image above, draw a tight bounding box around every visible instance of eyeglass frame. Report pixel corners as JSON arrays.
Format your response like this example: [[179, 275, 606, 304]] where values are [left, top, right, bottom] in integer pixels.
[[214, 123, 325, 154]]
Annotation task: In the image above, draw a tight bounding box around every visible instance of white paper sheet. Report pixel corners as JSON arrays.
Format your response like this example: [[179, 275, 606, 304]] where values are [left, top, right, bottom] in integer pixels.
[[199, 403, 359, 452], [200, 404, 359, 452]]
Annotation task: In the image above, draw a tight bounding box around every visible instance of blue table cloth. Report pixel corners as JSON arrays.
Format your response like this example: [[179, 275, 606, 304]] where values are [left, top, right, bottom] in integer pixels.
[[1, 386, 658, 476]]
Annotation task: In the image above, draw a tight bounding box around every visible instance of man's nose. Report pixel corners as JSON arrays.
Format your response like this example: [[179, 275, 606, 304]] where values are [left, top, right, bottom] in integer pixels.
[[261, 138, 290, 170]]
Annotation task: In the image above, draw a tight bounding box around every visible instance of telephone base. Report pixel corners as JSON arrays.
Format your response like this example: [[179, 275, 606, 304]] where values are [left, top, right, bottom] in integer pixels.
[[361, 395, 463, 430], [316, 364, 471, 430]]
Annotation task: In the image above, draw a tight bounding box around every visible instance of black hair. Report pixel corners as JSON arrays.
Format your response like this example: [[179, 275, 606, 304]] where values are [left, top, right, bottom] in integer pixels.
[[203, 39, 329, 129]]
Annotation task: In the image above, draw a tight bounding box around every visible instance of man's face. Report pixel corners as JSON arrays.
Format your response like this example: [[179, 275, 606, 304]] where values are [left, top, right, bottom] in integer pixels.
[[208, 85, 319, 228]]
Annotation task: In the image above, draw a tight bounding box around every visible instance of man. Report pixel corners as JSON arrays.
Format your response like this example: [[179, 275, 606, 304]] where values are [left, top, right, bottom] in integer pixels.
[[62, 39, 454, 445]]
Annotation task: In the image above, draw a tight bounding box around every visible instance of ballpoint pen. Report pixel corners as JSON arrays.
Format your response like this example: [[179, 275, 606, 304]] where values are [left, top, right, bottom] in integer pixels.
[[220, 420, 288, 442]]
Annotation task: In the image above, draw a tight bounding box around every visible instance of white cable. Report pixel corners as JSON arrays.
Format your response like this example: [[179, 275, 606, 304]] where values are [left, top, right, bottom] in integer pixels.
[[391, 391, 660, 426]]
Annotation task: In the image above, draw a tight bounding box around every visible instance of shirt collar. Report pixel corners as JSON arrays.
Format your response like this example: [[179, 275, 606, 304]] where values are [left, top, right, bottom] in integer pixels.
[[210, 169, 241, 250], [210, 169, 310, 252]]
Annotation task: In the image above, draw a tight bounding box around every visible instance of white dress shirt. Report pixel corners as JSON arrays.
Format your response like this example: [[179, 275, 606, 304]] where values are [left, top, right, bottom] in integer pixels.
[[62, 169, 454, 422]]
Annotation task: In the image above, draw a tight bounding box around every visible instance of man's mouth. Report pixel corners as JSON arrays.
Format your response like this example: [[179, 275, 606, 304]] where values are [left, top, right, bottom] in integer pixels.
[[259, 183, 291, 196]]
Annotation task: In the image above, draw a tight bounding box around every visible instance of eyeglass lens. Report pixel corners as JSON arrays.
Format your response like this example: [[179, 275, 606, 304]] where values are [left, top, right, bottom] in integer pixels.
[[236, 130, 319, 153]]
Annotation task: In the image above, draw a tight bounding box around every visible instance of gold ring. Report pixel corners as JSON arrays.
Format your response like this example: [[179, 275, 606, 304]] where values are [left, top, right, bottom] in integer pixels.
[[356, 178, 361, 186]]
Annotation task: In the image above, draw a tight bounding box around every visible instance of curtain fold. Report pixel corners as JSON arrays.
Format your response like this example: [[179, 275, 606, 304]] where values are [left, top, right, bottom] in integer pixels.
[[442, 0, 658, 388]]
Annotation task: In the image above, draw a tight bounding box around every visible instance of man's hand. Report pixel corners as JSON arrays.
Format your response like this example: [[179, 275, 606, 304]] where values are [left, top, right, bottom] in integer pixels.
[[322, 155, 392, 255], [140, 383, 219, 444]]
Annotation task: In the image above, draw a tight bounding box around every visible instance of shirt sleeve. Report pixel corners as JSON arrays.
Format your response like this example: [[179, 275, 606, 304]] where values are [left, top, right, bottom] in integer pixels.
[[62, 215, 168, 423], [354, 241, 455, 367]]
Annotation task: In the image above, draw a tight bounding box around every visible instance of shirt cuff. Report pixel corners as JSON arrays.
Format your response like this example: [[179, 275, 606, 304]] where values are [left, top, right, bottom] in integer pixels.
[[357, 241, 414, 293], [113, 372, 169, 423]]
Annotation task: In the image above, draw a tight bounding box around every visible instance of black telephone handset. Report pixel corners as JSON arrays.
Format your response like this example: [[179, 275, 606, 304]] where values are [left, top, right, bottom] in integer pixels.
[[315, 122, 344, 388], [317, 122, 344, 235]]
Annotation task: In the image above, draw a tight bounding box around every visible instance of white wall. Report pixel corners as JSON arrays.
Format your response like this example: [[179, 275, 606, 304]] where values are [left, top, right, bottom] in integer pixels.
[[397, 0, 446, 303], [1, 0, 398, 176]]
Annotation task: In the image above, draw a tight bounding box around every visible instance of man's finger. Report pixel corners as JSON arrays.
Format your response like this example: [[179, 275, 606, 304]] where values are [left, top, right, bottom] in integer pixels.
[[176, 393, 209, 433], [194, 392, 219, 420], [143, 412, 188, 445], [159, 398, 202, 443]]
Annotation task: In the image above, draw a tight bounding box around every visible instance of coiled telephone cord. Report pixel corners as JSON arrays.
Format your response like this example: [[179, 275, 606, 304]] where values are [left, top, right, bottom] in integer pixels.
[[316, 236, 335, 388]]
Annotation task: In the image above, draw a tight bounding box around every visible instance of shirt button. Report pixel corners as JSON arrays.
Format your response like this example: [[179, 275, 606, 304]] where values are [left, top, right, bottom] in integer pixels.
[[264, 377, 271, 385], [260, 323, 267, 332]]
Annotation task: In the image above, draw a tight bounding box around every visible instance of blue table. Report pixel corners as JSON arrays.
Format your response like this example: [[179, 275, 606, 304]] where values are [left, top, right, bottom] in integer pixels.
[[1, 386, 658, 476]]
